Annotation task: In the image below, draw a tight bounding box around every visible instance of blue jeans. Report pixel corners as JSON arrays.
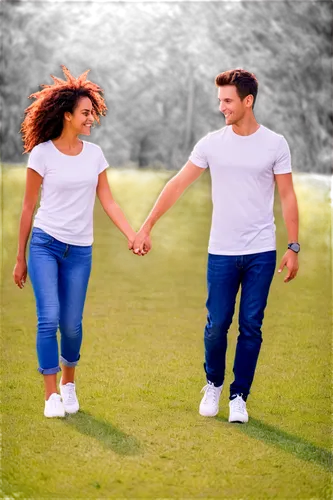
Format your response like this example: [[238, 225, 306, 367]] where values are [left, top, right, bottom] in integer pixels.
[[204, 251, 276, 399], [28, 228, 92, 375]]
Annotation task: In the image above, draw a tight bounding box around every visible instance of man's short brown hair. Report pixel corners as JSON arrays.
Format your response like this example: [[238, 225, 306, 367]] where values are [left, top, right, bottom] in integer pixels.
[[215, 69, 258, 108]]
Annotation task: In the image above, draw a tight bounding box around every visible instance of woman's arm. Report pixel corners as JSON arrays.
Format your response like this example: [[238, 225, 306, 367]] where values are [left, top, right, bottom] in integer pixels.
[[96, 170, 136, 248], [13, 168, 42, 288]]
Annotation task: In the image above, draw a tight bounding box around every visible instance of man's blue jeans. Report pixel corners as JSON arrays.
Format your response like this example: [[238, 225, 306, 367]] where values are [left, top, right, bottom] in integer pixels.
[[28, 228, 92, 375], [204, 251, 276, 399]]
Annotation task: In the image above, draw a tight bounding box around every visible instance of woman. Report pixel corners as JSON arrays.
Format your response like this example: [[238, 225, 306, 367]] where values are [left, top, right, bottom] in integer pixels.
[[13, 66, 138, 418]]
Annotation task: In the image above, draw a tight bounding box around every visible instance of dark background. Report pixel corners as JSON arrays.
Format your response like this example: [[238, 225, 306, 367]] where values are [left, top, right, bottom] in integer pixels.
[[1, 0, 332, 172]]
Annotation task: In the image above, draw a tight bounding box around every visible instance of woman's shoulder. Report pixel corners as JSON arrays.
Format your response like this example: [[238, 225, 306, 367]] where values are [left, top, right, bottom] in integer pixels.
[[82, 140, 101, 149], [29, 140, 52, 157], [83, 140, 103, 152], [32, 140, 54, 152]]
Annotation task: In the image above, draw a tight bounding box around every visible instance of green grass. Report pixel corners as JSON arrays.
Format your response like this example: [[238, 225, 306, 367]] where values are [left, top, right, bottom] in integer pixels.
[[1, 166, 332, 499]]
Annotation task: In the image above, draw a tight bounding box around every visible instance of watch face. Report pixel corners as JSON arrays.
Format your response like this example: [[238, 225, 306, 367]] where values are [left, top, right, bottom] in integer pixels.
[[289, 243, 300, 252]]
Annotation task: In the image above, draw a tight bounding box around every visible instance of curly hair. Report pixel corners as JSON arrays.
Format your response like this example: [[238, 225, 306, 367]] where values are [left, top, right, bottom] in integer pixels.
[[21, 66, 107, 153], [215, 69, 258, 109]]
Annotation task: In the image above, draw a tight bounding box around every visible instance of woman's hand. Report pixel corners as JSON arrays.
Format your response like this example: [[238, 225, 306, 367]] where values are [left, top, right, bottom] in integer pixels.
[[13, 258, 28, 289]]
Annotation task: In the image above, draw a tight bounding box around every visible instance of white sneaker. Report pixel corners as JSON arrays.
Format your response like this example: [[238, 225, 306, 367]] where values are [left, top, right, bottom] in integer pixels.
[[44, 393, 65, 418], [229, 394, 248, 423], [59, 377, 79, 414], [199, 382, 223, 417]]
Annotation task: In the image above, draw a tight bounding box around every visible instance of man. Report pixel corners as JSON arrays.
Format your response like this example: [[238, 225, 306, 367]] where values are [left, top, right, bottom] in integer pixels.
[[132, 69, 299, 423]]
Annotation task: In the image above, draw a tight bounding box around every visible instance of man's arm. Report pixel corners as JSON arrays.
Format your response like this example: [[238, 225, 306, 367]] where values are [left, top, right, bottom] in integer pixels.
[[275, 173, 299, 282], [133, 161, 205, 254], [275, 173, 299, 243]]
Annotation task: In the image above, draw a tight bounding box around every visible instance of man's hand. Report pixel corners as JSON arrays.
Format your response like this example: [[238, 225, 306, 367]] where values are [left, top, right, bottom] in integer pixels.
[[13, 258, 27, 289], [132, 228, 152, 256], [278, 250, 299, 283]]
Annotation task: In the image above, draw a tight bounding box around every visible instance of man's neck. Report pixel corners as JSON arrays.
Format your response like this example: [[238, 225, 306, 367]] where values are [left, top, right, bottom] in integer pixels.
[[232, 117, 260, 137]]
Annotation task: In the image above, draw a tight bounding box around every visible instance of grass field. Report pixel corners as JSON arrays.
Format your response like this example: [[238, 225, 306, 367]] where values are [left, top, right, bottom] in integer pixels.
[[1, 166, 332, 499]]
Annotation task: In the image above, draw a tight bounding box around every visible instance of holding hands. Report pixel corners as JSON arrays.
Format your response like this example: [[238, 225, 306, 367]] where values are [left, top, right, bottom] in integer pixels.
[[129, 227, 152, 256]]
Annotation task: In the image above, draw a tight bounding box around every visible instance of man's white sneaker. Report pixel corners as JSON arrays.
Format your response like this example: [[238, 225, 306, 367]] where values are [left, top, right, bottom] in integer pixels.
[[199, 382, 223, 417], [59, 377, 79, 414], [44, 393, 65, 418], [229, 394, 248, 423]]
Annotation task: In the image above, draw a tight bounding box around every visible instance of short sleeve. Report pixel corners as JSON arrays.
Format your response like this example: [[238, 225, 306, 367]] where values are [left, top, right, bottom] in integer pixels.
[[273, 136, 292, 174], [98, 148, 109, 174], [27, 145, 46, 177], [189, 135, 210, 169]]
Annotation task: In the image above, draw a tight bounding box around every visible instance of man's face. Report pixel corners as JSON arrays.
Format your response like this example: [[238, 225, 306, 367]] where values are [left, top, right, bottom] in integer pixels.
[[218, 85, 249, 126]]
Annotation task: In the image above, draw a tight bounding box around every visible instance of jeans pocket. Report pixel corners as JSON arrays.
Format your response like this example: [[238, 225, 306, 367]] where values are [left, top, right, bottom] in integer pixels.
[[31, 229, 54, 247]]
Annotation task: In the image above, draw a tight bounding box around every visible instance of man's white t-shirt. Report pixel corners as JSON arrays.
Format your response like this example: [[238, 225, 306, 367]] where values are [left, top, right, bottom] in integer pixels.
[[27, 140, 109, 246], [189, 125, 292, 255]]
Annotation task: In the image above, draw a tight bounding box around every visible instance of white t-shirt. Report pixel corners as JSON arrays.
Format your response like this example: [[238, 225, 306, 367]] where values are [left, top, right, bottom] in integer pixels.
[[189, 125, 292, 255], [27, 140, 109, 246]]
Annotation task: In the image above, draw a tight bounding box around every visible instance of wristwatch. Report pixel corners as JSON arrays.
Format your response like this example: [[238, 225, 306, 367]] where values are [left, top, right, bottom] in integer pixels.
[[288, 242, 300, 253]]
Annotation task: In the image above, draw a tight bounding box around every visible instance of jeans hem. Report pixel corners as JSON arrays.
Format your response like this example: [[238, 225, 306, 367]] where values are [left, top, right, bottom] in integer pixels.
[[38, 366, 61, 375], [204, 362, 224, 387], [229, 391, 249, 401], [207, 378, 224, 388], [60, 355, 80, 367]]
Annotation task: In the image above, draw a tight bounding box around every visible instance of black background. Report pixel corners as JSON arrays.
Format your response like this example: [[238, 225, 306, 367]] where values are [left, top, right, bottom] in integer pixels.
[[1, 0, 332, 175]]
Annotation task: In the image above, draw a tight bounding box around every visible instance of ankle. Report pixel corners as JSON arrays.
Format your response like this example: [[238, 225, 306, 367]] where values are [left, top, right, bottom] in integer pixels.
[[61, 366, 76, 385], [45, 391, 58, 401], [61, 377, 75, 385]]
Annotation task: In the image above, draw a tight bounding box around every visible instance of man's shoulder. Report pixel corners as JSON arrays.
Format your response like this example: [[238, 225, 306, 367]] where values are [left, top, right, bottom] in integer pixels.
[[255, 126, 290, 156], [260, 125, 285, 144], [196, 126, 228, 147], [206, 126, 229, 140]]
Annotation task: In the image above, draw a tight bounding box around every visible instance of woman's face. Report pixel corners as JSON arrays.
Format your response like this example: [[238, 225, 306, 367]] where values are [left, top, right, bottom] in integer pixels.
[[66, 96, 94, 136]]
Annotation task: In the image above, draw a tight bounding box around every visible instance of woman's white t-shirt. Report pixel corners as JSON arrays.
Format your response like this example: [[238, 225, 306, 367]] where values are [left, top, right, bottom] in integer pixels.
[[27, 140, 109, 246]]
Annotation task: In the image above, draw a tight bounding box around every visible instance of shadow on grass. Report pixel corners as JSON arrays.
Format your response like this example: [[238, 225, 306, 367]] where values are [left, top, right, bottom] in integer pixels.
[[216, 415, 332, 471], [63, 410, 142, 456]]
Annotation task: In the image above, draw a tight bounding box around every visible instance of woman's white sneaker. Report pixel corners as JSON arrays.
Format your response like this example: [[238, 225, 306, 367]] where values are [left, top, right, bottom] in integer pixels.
[[44, 393, 65, 418], [199, 382, 223, 417], [229, 394, 248, 423], [59, 378, 79, 414]]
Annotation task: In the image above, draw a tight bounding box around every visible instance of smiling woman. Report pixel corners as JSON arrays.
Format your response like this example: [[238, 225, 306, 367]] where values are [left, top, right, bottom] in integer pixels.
[[13, 66, 140, 419], [21, 65, 107, 153]]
